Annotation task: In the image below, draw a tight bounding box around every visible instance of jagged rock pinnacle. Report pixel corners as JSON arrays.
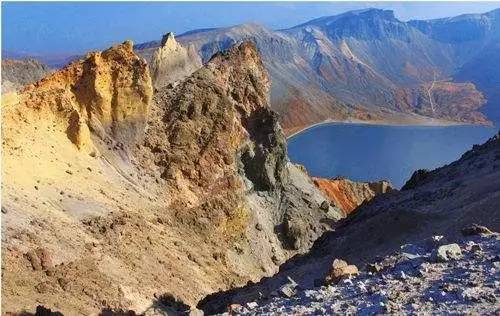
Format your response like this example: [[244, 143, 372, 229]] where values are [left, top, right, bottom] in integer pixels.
[[160, 32, 177, 49], [123, 39, 134, 51], [150, 31, 202, 89]]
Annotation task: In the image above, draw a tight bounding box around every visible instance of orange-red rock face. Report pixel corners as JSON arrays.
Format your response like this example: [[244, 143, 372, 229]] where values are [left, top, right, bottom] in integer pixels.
[[313, 177, 392, 215]]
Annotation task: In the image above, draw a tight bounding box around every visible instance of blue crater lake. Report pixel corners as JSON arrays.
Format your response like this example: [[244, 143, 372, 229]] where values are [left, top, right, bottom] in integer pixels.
[[287, 124, 496, 188]]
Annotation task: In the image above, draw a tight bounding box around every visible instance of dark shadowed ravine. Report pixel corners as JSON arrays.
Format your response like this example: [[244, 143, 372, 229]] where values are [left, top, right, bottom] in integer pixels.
[[287, 123, 496, 188]]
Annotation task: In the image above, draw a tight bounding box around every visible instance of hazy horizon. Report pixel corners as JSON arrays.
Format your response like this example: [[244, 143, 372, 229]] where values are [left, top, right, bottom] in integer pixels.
[[2, 2, 500, 55]]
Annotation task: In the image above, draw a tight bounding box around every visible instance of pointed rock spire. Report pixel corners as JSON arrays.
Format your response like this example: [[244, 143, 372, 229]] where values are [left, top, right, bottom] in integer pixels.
[[150, 32, 202, 90], [161, 32, 176, 47]]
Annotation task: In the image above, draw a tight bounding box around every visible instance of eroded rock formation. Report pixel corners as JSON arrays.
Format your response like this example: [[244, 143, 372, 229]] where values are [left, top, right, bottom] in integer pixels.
[[135, 41, 342, 258], [12, 41, 152, 152], [1, 40, 340, 314], [149, 32, 202, 90]]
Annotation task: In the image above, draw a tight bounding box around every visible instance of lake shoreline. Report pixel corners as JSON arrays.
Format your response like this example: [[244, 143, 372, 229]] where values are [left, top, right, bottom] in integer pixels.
[[286, 119, 486, 140]]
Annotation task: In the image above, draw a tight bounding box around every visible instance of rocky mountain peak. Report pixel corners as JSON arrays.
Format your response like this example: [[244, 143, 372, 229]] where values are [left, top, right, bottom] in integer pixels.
[[160, 31, 176, 47], [326, 8, 409, 40], [13, 40, 152, 152], [150, 32, 202, 90], [357, 8, 395, 19], [139, 41, 282, 204], [292, 8, 398, 30]]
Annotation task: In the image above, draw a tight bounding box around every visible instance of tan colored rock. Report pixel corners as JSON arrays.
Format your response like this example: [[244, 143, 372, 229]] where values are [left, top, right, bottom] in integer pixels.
[[2, 40, 338, 315], [18, 40, 152, 151], [435, 243, 462, 262], [150, 32, 202, 90], [324, 258, 359, 284], [24, 248, 53, 271], [25, 250, 43, 271]]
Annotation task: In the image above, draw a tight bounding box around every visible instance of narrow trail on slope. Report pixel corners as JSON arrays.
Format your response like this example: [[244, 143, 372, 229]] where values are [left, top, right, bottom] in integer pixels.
[[427, 70, 437, 114]]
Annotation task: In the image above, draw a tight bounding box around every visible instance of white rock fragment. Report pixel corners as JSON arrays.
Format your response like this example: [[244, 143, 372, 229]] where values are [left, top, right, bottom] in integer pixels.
[[434, 243, 462, 262]]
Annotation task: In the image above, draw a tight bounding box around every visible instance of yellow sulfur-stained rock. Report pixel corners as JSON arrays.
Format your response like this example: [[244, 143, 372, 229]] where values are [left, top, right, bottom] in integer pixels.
[[17, 40, 153, 151]]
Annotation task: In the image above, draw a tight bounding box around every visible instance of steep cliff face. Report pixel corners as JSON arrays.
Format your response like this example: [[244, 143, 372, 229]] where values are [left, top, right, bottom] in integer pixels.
[[1, 58, 51, 93], [312, 177, 393, 215], [148, 32, 202, 90], [135, 41, 341, 265], [1, 41, 156, 314], [2, 41, 339, 315], [138, 42, 286, 203]]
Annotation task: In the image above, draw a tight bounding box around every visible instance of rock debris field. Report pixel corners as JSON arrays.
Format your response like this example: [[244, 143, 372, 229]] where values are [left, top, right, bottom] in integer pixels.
[[225, 228, 500, 315]]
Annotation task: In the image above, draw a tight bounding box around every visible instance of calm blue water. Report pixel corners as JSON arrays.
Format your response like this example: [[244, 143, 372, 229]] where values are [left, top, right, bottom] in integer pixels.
[[287, 124, 496, 188]]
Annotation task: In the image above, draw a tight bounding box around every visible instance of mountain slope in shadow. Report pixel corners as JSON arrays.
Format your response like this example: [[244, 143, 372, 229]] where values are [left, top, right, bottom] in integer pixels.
[[198, 132, 500, 314]]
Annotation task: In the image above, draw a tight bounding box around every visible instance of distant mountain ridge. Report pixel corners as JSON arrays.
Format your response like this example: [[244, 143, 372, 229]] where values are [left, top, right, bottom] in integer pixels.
[[3, 8, 500, 132], [1, 58, 52, 93], [135, 7, 500, 133], [2, 50, 80, 69], [412, 8, 500, 126]]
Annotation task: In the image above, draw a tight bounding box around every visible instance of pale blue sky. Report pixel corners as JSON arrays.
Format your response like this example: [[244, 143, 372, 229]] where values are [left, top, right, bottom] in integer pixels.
[[2, 2, 500, 54]]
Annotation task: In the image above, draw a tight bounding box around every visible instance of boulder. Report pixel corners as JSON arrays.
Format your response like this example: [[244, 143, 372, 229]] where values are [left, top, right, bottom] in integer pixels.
[[25, 248, 53, 271], [35, 305, 64, 316], [227, 304, 242, 314], [324, 259, 359, 284], [434, 244, 462, 262], [279, 277, 298, 298], [471, 244, 483, 252]]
